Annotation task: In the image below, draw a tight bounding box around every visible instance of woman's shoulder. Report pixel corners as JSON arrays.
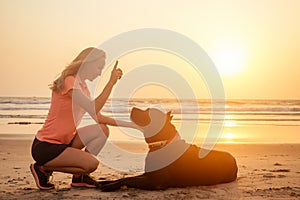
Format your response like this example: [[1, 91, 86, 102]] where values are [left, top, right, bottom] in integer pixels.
[[64, 75, 84, 87], [61, 75, 78, 95], [64, 75, 76, 83]]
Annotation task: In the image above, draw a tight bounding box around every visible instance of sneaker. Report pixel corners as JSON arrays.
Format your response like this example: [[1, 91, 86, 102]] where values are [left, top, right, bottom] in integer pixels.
[[44, 170, 54, 185], [71, 174, 97, 188], [30, 163, 55, 190]]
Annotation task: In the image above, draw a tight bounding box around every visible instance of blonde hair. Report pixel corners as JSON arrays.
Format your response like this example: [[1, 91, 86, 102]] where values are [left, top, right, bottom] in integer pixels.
[[50, 47, 105, 92]]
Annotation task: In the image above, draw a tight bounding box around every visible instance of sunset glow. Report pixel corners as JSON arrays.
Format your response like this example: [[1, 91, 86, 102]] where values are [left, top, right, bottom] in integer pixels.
[[222, 132, 236, 140], [211, 42, 246, 76], [0, 1, 299, 99]]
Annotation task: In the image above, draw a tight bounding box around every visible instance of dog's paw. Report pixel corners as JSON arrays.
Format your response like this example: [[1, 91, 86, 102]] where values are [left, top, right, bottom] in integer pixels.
[[99, 180, 127, 192], [100, 184, 124, 192]]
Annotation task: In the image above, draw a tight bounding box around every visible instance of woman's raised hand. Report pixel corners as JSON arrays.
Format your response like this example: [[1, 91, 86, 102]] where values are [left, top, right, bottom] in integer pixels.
[[109, 60, 123, 85]]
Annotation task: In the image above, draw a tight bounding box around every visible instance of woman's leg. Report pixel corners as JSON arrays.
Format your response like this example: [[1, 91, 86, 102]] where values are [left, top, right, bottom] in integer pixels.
[[43, 147, 99, 174], [73, 124, 109, 155], [43, 124, 109, 174]]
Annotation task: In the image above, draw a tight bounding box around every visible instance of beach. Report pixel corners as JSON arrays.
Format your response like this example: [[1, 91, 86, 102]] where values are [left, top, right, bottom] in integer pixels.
[[0, 138, 299, 200], [0, 97, 299, 199]]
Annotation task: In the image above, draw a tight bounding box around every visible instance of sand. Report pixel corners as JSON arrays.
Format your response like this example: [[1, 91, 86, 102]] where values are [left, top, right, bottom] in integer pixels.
[[0, 138, 299, 200]]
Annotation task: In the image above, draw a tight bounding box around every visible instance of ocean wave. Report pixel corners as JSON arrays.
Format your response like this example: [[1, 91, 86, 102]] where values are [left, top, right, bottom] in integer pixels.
[[0, 107, 49, 111], [0, 114, 47, 119], [1, 97, 300, 127], [0, 97, 50, 104]]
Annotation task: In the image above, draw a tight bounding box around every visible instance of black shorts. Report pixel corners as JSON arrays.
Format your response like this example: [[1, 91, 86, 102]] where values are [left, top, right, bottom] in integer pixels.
[[31, 138, 73, 166]]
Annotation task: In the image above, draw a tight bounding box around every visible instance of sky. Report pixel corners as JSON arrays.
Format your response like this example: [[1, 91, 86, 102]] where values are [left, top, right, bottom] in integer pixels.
[[0, 0, 299, 99]]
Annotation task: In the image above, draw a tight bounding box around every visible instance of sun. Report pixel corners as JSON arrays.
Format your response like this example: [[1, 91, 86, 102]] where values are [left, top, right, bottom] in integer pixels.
[[211, 43, 246, 76], [222, 132, 236, 139]]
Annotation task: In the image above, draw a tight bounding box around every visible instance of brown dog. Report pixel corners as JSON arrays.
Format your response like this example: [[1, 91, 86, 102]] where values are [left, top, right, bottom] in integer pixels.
[[99, 107, 238, 191]]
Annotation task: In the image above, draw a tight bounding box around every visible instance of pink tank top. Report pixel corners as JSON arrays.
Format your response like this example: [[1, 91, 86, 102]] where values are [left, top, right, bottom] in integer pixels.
[[36, 76, 90, 144]]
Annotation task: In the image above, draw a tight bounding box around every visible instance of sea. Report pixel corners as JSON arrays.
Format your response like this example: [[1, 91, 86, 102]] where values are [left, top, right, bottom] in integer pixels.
[[0, 97, 299, 144]]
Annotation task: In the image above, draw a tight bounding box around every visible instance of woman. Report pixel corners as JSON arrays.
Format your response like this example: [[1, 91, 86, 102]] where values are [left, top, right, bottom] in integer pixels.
[[30, 47, 137, 190]]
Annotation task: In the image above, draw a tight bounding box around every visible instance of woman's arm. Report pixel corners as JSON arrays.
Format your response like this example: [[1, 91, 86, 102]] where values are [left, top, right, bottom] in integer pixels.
[[94, 61, 122, 113], [97, 113, 140, 129], [68, 61, 122, 122], [70, 90, 140, 130]]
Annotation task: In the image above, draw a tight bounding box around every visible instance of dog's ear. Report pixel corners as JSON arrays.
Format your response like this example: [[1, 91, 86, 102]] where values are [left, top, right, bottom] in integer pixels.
[[167, 111, 173, 121]]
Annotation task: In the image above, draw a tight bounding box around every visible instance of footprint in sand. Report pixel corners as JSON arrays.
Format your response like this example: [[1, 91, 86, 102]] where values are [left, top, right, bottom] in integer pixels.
[[269, 169, 290, 173], [273, 162, 282, 166]]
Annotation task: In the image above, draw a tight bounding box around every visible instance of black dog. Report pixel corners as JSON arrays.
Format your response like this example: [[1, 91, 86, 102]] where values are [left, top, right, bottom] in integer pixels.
[[99, 107, 238, 191]]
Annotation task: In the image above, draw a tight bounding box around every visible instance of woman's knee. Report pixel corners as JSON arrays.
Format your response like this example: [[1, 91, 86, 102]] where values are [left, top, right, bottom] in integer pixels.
[[99, 124, 109, 137], [83, 157, 99, 173]]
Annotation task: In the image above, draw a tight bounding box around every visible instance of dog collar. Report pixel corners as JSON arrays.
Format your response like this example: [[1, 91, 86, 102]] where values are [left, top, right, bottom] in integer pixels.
[[147, 133, 181, 151], [148, 140, 168, 149]]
